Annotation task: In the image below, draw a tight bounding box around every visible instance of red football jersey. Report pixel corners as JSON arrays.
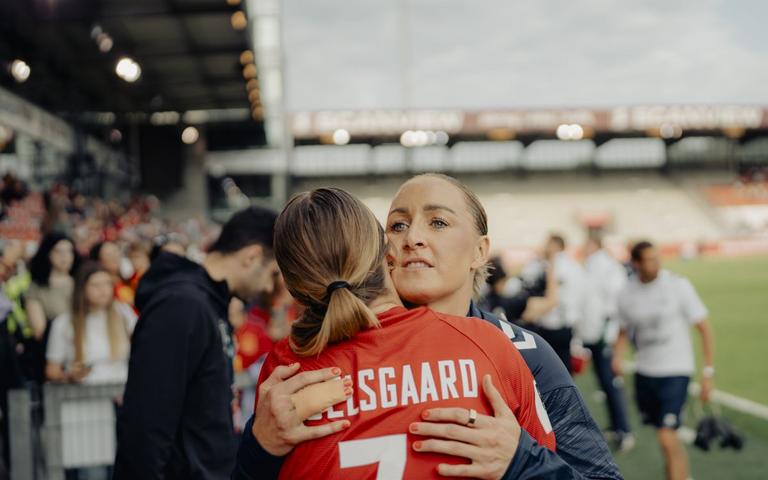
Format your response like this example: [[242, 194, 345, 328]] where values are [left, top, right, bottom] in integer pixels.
[[258, 306, 556, 479]]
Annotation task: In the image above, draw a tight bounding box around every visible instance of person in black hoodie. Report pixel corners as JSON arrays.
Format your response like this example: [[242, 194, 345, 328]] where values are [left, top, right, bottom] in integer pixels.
[[114, 206, 278, 480]]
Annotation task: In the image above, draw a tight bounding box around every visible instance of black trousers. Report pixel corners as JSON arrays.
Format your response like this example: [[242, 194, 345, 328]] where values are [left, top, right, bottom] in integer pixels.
[[585, 341, 631, 434], [536, 326, 573, 374]]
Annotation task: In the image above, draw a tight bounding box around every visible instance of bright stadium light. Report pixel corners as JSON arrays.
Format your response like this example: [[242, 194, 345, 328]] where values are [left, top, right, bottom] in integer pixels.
[[332, 129, 351, 145], [181, 126, 200, 144], [659, 123, 683, 139], [401, 130, 437, 147], [242, 64, 258, 80], [231, 11, 247, 30], [435, 131, 450, 145], [116, 57, 141, 82], [10, 59, 30, 83], [240, 50, 254, 65], [556, 124, 584, 141], [413, 130, 429, 146], [400, 130, 415, 147], [97, 33, 114, 53]]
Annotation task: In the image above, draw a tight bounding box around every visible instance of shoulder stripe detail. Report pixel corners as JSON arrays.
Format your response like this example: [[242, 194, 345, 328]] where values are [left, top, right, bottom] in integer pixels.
[[514, 331, 537, 350], [500, 321, 516, 339], [497, 318, 538, 350]]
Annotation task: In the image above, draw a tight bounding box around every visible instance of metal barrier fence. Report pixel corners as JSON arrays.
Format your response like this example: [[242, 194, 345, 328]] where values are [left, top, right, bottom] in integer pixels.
[[9, 383, 124, 480], [7, 372, 259, 480]]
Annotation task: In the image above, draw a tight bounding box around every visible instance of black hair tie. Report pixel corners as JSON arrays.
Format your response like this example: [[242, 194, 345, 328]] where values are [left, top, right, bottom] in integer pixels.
[[325, 280, 350, 299]]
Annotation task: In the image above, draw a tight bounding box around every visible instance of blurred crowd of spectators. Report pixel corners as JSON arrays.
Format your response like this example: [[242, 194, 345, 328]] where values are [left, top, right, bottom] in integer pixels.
[[0, 172, 297, 476]]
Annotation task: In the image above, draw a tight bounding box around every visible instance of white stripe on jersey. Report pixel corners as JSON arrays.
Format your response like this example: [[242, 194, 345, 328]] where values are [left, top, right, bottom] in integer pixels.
[[497, 314, 538, 350]]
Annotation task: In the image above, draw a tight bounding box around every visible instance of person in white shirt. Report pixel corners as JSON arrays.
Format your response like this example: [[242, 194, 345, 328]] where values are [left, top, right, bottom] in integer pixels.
[[46, 262, 137, 385], [579, 236, 633, 451], [523, 234, 586, 373], [613, 241, 715, 480]]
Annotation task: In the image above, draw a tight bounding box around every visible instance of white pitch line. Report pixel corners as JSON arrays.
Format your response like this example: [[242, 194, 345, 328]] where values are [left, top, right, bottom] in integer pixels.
[[688, 382, 768, 421]]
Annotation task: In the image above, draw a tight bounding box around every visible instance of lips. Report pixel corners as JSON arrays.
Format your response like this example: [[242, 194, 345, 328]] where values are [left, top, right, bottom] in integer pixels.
[[401, 258, 434, 270]]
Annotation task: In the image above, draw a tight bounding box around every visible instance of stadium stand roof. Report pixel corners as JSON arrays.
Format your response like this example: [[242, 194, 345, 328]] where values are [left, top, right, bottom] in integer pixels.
[[0, 0, 252, 118]]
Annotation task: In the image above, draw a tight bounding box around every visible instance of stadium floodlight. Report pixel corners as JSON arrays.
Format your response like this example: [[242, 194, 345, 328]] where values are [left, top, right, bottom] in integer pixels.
[[332, 129, 351, 145], [413, 130, 429, 146], [556, 124, 584, 141], [242, 64, 258, 80], [97, 34, 114, 53], [116, 57, 141, 82], [435, 131, 450, 145], [401, 130, 442, 147], [181, 126, 200, 145], [10, 59, 30, 83], [240, 50, 254, 65], [659, 123, 683, 139], [231, 11, 247, 30]]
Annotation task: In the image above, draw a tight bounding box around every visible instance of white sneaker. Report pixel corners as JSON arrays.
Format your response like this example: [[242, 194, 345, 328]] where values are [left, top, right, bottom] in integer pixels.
[[617, 433, 636, 453]]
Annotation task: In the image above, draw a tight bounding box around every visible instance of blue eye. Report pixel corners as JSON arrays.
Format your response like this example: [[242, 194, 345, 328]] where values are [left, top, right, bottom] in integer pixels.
[[431, 218, 448, 229], [389, 221, 408, 232]]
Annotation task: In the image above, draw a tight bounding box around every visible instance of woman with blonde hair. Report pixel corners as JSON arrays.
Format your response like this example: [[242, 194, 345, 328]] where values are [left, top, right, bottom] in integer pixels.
[[251, 187, 554, 479], [237, 174, 620, 480], [45, 261, 137, 384]]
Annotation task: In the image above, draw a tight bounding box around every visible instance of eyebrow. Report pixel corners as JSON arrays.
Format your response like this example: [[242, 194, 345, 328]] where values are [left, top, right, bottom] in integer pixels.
[[388, 204, 457, 216], [424, 204, 456, 214]]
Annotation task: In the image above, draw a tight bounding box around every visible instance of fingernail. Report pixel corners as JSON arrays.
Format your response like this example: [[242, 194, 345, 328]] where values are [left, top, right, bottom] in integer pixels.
[[332, 367, 341, 375], [410, 424, 419, 433], [343, 378, 353, 387], [344, 387, 353, 396], [290, 362, 299, 368], [342, 420, 351, 429], [422, 410, 430, 419], [413, 441, 422, 450]]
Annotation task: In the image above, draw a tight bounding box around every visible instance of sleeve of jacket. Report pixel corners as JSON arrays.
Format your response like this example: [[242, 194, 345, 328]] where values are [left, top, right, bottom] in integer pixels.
[[501, 386, 623, 480], [503, 429, 583, 480], [536, 386, 623, 480], [113, 294, 210, 480], [474, 307, 622, 480], [231, 415, 284, 480]]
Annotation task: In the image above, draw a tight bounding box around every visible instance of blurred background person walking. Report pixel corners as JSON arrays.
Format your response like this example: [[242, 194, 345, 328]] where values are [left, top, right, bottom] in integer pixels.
[[578, 235, 633, 452], [613, 241, 716, 480]]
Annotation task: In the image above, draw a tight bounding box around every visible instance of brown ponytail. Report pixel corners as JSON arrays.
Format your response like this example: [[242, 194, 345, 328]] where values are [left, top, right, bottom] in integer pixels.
[[274, 188, 387, 356]]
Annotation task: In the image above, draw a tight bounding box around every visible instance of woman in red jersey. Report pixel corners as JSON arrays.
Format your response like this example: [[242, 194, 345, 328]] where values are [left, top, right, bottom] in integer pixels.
[[256, 187, 554, 479]]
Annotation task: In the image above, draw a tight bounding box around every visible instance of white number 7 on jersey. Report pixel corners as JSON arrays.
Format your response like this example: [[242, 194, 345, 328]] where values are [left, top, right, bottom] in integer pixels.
[[339, 434, 407, 480]]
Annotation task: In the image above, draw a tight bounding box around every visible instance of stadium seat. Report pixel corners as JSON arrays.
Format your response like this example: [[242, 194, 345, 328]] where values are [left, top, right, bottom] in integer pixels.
[[521, 140, 595, 171], [450, 141, 524, 172], [594, 138, 666, 169]]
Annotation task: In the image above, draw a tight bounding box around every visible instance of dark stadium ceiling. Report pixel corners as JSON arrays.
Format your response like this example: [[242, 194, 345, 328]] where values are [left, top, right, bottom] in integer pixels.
[[0, 0, 253, 123]]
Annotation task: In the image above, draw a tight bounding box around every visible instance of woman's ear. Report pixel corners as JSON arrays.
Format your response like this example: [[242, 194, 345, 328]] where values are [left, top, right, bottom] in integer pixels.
[[471, 235, 490, 269]]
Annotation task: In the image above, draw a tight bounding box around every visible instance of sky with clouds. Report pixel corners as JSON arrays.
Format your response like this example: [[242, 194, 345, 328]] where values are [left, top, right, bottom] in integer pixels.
[[282, 0, 768, 111]]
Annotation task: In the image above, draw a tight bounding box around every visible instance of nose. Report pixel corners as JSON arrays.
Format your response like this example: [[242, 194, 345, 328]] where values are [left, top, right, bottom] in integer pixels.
[[403, 222, 426, 250]]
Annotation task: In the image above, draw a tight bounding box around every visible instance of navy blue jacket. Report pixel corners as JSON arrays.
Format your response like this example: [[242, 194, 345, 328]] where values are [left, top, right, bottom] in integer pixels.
[[232, 304, 622, 480]]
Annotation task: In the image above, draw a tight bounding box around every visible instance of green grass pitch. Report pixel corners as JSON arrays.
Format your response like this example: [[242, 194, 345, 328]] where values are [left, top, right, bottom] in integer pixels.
[[576, 255, 768, 479]]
